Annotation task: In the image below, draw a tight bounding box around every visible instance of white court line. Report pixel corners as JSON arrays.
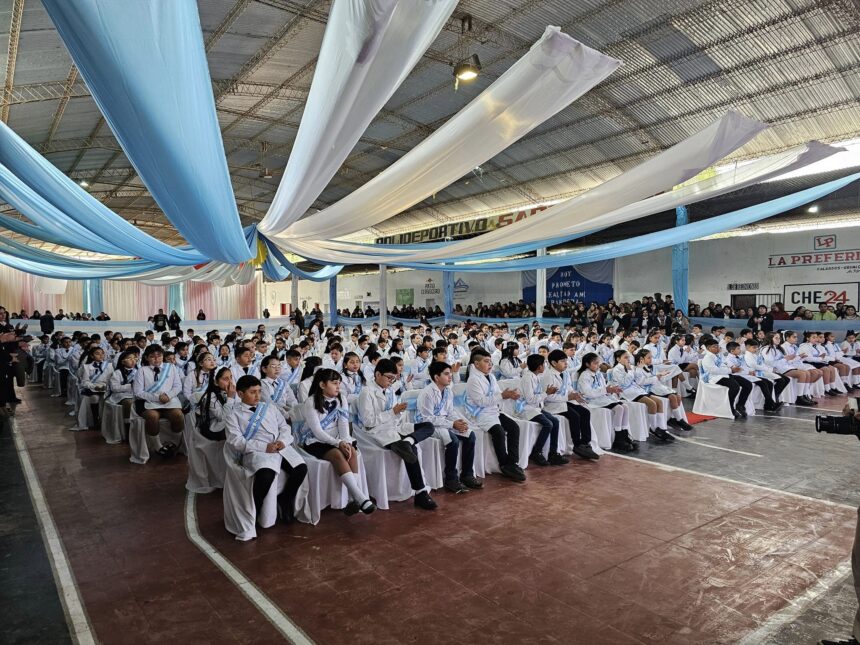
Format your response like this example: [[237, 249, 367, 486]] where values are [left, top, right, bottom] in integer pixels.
[[669, 434, 763, 457], [184, 492, 315, 645], [10, 418, 96, 645], [606, 452, 856, 510], [737, 560, 852, 645]]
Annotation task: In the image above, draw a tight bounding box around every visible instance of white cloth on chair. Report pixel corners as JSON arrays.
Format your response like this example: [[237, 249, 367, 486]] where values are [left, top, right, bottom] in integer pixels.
[[101, 399, 127, 444]]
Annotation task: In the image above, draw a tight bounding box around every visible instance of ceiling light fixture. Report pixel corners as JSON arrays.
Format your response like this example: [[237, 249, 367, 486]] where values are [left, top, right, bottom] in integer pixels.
[[453, 54, 481, 90], [78, 180, 89, 188], [807, 205, 819, 213]]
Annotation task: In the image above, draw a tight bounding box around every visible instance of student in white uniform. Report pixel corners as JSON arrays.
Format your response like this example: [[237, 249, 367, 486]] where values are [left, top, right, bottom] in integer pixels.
[[260, 356, 299, 419], [840, 331, 860, 360], [132, 344, 185, 455], [498, 342, 523, 380], [297, 356, 323, 403], [339, 352, 365, 405], [215, 344, 233, 369], [358, 358, 438, 510], [542, 349, 597, 460], [632, 349, 692, 433], [700, 338, 752, 419], [798, 331, 840, 395], [301, 369, 376, 515], [666, 334, 699, 386], [226, 375, 307, 525], [517, 354, 569, 466], [279, 349, 304, 392], [108, 349, 139, 422], [54, 336, 73, 398], [183, 352, 216, 406], [447, 333, 468, 365], [577, 352, 631, 446], [610, 350, 673, 445], [322, 343, 344, 372], [78, 346, 113, 430], [465, 349, 525, 482], [407, 346, 432, 390], [416, 362, 482, 494], [432, 347, 460, 384], [762, 332, 817, 406], [825, 331, 860, 388], [189, 366, 234, 491], [742, 339, 791, 410]]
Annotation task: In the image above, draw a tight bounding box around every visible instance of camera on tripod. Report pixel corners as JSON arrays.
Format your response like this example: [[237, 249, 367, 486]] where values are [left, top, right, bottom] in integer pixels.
[[815, 397, 860, 437]]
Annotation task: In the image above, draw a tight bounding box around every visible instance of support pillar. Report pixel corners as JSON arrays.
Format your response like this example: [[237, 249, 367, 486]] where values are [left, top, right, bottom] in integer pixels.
[[536, 248, 547, 319], [672, 206, 689, 315], [328, 275, 337, 327], [443, 267, 454, 322], [290, 275, 299, 317], [379, 265, 388, 327]]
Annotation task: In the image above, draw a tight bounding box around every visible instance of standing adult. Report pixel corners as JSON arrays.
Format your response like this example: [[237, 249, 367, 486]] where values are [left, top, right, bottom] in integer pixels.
[[748, 305, 774, 333], [168, 309, 182, 332], [152, 308, 169, 333], [39, 310, 55, 335], [196, 309, 206, 321], [262, 308, 271, 319]]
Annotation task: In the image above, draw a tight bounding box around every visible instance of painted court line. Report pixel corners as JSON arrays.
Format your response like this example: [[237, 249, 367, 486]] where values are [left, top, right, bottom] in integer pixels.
[[184, 492, 315, 645], [10, 418, 96, 645], [669, 434, 763, 457], [737, 559, 852, 645], [607, 452, 856, 510]]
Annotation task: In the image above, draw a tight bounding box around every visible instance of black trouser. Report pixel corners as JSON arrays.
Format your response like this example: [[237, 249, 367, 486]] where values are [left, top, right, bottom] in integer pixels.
[[720, 376, 753, 410], [530, 412, 559, 455], [758, 376, 790, 407], [59, 370, 69, 396], [253, 458, 308, 521], [487, 414, 520, 467], [36, 361, 44, 382], [388, 421, 434, 491], [444, 429, 476, 480], [559, 403, 592, 447], [774, 375, 790, 399], [755, 379, 776, 407]]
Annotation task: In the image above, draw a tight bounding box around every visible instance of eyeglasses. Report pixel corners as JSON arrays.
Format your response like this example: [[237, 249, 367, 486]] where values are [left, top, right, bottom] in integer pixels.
[[382, 374, 397, 381]]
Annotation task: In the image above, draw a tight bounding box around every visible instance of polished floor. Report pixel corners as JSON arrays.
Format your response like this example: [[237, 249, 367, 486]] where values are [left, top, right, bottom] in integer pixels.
[[4, 384, 859, 644]]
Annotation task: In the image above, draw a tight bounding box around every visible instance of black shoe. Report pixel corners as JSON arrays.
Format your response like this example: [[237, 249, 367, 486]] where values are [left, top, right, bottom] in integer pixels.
[[678, 419, 693, 431], [573, 444, 600, 460], [444, 477, 469, 494], [529, 452, 550, 467], [818, 638, 859, 645], [343, 500, 361, 516], [548, 452, 570, 465], [667, 418, 683, 430], [687, 389, 697, 397], [360, 497, 377, 515], [649, 428, 672, 443], [825, 389, 838, 397], [831, 389, 843, 396], [737, 410, 748, 419], [732, 409, 743, 419], [772, 401, 783, 412], [796, 396, 815, 406], [414, 491, 438, 510], [388, 440, 418, 464], [461, 475, 483, 489], [500, 463, 526, 482]]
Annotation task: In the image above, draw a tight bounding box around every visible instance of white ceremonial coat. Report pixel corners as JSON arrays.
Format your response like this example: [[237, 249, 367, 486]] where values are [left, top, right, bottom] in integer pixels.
[[577, 370, 620, 408], [226, 401, 305, 476], [132, 364, 183, 409], [357, 381, 413, 446]]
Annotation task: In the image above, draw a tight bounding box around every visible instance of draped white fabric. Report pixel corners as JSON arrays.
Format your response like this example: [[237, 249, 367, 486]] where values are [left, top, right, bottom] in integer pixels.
[[574, 260, 614, 285], [258, 0, 457, 235], [279, 27, 622, 241], [34, 277, 68, 295], [277, 112, 773, 264]]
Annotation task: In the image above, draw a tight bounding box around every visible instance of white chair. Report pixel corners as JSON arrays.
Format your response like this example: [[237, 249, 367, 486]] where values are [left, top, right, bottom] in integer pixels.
[[624, 401, 650, 442], [692, 377, 755, 419], [128, 407, 186, 465], [184, 410, 226, 494], [72, 391, 104, 431], [65, 373, 79, 409], [44, 364, 56, 390], [101, 400, 128, 444], [782, 377, 797, 404]]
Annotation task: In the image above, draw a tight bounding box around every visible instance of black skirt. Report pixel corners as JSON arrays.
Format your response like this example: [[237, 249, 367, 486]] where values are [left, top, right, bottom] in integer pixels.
[[302, 441, 357, 459]]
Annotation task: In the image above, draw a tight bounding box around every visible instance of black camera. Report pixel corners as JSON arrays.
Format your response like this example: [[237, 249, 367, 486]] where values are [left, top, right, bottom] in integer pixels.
[[815, 414, 859, 436]]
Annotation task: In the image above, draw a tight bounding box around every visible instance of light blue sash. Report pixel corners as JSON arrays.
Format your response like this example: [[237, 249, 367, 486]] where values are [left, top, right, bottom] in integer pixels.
[[145, 364, 172, 393], [272, 379, 287, 404], [242, 402, 269, 442]]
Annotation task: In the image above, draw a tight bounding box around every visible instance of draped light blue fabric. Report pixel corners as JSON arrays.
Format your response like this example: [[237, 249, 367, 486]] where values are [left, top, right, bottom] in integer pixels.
[[261, 237, 343, 282], [168, 283, 185, 319], [395, 173, 860, 272], [83, 279, 104, 315], [672, 206, 689, 314], [0, 120, 207, 265], [328, 276, 338, 327], [337, 316, 381, 326], [0, 212, 82, 248], [41, 0, 251, 264], [443, 269, 454, 318], [689, 317, 860, 334]]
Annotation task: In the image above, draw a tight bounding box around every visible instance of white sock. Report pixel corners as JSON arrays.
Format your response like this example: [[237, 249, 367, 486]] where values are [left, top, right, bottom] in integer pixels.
[[404, 437, 415, 445], [671, 406, 684, 421], [340, 471, 366, 503], [647, 413, 658, 430], [797, 381, 807, 396]]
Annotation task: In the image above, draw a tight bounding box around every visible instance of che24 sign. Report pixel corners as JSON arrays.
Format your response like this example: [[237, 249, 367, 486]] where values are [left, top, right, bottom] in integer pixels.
[[783, 282, 859, 307]]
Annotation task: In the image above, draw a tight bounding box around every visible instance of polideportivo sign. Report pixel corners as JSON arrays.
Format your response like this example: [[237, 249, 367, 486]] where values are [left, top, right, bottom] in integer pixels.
[[374, 206, 548, 245]]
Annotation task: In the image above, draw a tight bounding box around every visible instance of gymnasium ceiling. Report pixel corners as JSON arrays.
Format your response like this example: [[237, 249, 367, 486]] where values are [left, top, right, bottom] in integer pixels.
[[1, 0, 859, 250]]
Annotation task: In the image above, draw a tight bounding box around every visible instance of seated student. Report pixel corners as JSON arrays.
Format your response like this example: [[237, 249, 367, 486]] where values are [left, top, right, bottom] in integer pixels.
[[840, 330, 860, 360], [447, 333, 467, 364], [78, 346, 114, 430], [597, 334, 615, 371], [610, 350, 671, 445], [132, 344, 185, 455], [782, 331, 828, 396], [301, 369, 376, 515], [361, 349, 381, 383], [498, 342, 523, 380], [823, 330, 860, 390], [322, 342, 344, 372], [260, 356, 299, 418], [643, 330, 685, 390], [666, 334, 699, 385], [226, 375, 307, 525], [340, 351, 365, 404], [465, 349, 525, 481], [762, 331, 818, 406], [183, 352, 216, 406], [700, 338, 753, 419], [577, 352, 632, 446], [542, 349, 598, 460], [432, 347, 460, 383], [799, 331, 841, 395], [632, 349, 691, 433], [407, 345, 432, 390], [191, 367, 234, 484], [517, 354, 569, 466], [108, 349, 139, 421], [215, 344, 233, 369], [297, 356, 322, 403], [358, 359, 438, 510], [416, 361, 482, 494], [742, 339, 791, 410], [490, 337, 505, 365], [280, 349, 304, 389], [53, 336, 73, 398]]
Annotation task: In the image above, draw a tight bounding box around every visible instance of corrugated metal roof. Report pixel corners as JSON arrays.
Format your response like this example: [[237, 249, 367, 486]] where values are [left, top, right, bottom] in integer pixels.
[[1, 0, 858, 243]]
